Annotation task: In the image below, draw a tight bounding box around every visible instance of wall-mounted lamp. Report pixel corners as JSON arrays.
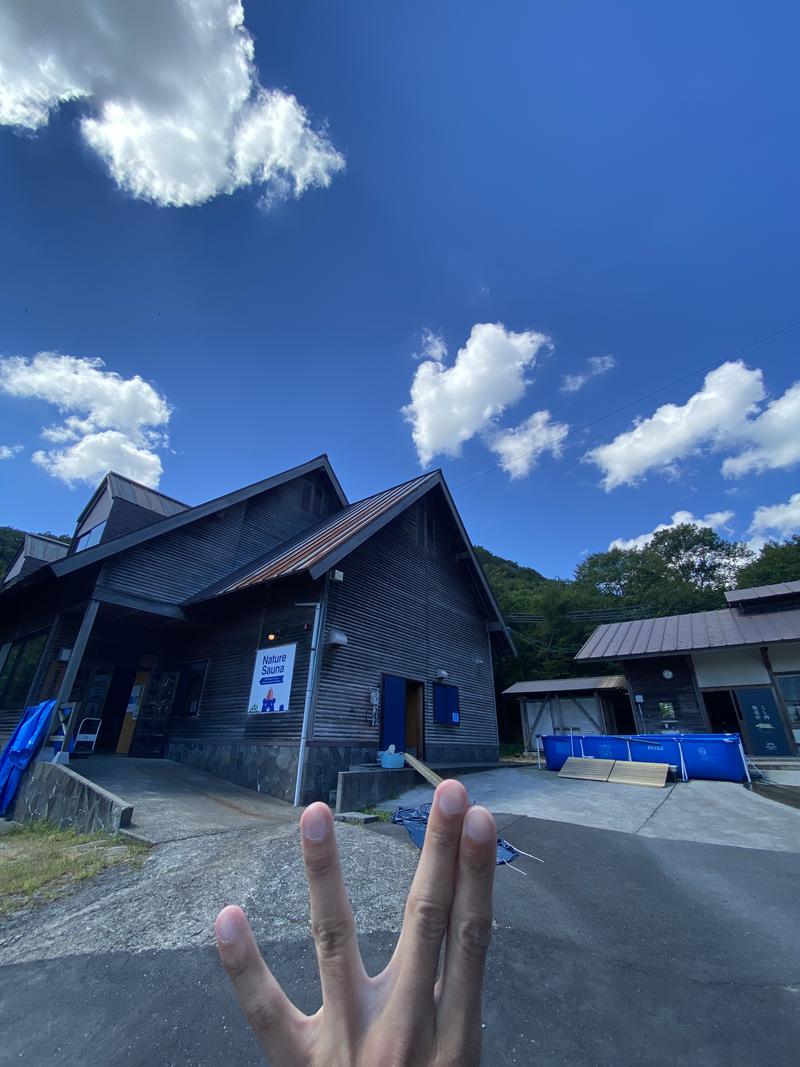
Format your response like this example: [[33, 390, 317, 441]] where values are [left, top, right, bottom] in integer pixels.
[[328, 628, 348, 647], [436, 668, 449, 681]]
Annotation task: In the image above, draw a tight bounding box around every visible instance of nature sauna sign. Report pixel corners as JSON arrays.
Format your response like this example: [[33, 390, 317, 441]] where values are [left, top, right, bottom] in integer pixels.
[[247, 643, 297, 714]]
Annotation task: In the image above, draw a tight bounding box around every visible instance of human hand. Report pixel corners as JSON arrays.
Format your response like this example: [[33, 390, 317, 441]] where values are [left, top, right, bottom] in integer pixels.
[[215, 778, 496, 1066]]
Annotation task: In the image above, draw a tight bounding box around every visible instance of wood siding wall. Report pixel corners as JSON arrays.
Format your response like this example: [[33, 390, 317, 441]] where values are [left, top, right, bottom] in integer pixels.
[[314, 489, 499, 753], [624, 655, 708, 732], [167, 581, 319, 745], [99, 470, 338, 605]]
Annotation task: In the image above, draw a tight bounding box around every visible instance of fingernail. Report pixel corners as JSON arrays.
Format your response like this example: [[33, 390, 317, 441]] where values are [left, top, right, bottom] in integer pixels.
[[438, 779, 467, 816], [302, 804, 331, 843], [216, 907, 240, 944], [464, 807, 495, 842]]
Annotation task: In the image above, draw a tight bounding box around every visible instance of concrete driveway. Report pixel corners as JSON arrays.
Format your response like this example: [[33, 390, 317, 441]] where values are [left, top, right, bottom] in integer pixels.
[[382, 767, 800, 852], [76, 756, 298, 843], [2, 811, 799, 1065]]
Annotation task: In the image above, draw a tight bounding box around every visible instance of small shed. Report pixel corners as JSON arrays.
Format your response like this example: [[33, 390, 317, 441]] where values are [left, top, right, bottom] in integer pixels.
[[503, 676, 634, 754]]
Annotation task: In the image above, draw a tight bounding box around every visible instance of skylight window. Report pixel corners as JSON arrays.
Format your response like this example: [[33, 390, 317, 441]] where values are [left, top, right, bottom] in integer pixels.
[[75, 520, 107, 552]]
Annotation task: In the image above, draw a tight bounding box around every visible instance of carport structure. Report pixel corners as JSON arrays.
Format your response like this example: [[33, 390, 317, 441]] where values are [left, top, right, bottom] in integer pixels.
[[504, 675, 636, 754]]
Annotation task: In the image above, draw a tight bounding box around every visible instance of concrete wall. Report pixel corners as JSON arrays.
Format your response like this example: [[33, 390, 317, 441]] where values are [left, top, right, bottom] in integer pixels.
[[335, 767, 417, 813], [692, 649, 771, 688], [12, 761, 133, 834]]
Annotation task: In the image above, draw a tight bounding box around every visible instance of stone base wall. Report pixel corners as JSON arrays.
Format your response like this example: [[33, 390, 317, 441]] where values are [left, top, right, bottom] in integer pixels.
[[166, 741, 380, 804], [12, 761, 133, 834], [424, 743, 499, 764], [166, 741, 300, 803]]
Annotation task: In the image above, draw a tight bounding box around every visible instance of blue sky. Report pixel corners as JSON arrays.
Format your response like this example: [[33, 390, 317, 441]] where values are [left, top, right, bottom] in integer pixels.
[[1, 1, 799, 578]]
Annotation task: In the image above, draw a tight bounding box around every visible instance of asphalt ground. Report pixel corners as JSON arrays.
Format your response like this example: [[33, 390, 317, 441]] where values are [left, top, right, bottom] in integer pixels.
[[2, 813, 799, 1066]]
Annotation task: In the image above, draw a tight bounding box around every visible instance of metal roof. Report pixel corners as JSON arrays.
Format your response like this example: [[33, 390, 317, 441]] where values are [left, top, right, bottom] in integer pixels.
[[189, 472, 440, 597], [503, 675, 626, 696], [576, 606, 800, 661], [185, 470, 516, 655], [725, 580, 800, 605], [0, 455, 349, 598]]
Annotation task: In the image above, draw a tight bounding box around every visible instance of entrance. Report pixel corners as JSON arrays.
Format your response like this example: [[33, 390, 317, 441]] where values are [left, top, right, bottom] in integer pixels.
[[381, 675, 425, 757], [703, 690, 740, 735]]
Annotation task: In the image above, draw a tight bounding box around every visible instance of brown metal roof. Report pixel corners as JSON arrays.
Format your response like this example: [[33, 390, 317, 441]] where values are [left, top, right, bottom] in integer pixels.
[[725, 580, 800, 604], [197, 472, 439, 597], [503, 675, 626, 696], [576, 606, 800, 661]]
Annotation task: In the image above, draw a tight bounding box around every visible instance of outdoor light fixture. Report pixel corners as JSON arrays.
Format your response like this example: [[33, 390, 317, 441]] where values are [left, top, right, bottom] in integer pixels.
[[267, 631, 280, 642], [436, 668, 449, 681], [328, 628, 348, 647]]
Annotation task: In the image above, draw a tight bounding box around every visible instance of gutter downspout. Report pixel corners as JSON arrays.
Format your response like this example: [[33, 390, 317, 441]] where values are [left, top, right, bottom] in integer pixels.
[[293, 596, 325, 807]]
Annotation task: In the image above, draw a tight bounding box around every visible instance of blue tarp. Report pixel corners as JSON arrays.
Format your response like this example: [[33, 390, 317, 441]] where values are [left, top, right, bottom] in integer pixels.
[[391, 803, 520, 866], [0, 700, 56, 816]]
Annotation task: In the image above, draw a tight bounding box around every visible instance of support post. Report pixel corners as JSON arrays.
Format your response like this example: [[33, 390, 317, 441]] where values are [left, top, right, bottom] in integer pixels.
[[52, 599, 99, 766], [293, 600, 324, 807]]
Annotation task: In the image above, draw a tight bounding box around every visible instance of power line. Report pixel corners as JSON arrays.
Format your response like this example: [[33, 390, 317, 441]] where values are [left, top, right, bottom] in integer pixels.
[[453, 316, 800, 489]]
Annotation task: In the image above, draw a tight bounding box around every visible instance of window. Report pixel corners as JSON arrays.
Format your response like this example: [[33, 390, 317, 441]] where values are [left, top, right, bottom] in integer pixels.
[[433, 683, 460, 725], [173, 661, 208, 718], [300, 479, 327, 518], [0, 631, 47, 710], [777, 675, 800, 743], [75, 520, 107, 552]]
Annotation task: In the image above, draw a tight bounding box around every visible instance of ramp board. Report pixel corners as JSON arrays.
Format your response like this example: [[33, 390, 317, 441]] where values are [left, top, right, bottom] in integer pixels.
[[403, 752, 444, 788], [608, 761, 669, 788], [558, 757, 615, 782]]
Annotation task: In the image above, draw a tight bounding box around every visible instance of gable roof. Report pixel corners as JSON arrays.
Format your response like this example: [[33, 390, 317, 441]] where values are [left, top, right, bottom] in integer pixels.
[[576, 606, 800, 661], [0, 456, 348, 596], [185, 470, 515, 655]]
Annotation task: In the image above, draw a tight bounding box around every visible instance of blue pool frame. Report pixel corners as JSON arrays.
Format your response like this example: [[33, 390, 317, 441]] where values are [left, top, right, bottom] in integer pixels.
[[539, 732, 750, 783]]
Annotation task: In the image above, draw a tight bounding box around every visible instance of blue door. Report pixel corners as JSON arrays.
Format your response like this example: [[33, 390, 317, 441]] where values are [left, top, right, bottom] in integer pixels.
[[381, 675, 406, 751], [734, 687, 793, 757]]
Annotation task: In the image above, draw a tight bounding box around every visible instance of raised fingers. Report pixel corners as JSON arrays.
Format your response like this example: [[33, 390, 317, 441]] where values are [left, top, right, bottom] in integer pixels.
[[215, 905, 308, 1063], [436, 805, 496, 1058], [300, 803, 365, 1018], [391, 778, 468, 1010]]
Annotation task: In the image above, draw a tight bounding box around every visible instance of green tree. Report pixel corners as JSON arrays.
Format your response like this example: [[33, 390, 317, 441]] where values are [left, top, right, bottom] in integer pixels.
[[650, 524, 752, 591], [737, 536, 800, 588]]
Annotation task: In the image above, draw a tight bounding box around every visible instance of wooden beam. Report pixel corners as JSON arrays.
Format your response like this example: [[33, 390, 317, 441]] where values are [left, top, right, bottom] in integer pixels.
[[93, 585, 188, 621], [403, 751, 444, 787]]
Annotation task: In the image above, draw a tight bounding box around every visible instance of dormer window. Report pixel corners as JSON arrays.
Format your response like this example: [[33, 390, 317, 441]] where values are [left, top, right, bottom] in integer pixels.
[[75, 520, 107, 552]]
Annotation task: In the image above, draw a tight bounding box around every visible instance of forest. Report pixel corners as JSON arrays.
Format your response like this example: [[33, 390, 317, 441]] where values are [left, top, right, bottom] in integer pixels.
[[476, 527, 800, 693]]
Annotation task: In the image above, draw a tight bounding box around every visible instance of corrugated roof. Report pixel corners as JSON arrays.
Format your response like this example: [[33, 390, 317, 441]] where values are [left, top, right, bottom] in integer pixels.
[[192, 473, 438, 598], [576, 606, 800, 661], [25, 534, 69, 563], [725, 580, 800, 604], [503, 675, 626, 695]]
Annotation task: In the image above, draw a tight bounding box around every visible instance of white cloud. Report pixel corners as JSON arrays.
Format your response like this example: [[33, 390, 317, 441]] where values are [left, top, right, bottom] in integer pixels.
[[0, 444, 22, 460], [0, 0, 344, 208], [721, 381, 800, 478], [749, 492, 800, 543], [402, 322, 551, 467], [609, 509, 735, 551], [561, 354, 616, 394], [413, 329, 448, 362], [585, 361, 765, 490], [0, 352, 171, 487], [487, 411, 570, 479]]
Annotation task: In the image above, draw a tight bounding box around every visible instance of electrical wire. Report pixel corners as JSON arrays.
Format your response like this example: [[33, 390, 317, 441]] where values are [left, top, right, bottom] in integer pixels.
[[453, 316, 800, 489]]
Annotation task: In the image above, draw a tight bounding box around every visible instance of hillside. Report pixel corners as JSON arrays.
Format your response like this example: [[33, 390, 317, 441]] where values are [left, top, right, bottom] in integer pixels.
[[472, 545, 554, 611]]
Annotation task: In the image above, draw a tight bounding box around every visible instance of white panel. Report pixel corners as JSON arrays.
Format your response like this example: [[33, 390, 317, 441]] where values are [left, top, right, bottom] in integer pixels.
[[769, 643, 800, 673], [557, 696, 603, 735], [3, 552, 24, 583], [693, 648, 769, 688]]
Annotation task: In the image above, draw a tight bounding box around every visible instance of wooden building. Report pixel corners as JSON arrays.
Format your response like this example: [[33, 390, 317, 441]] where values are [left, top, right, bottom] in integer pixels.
[[0, 457, 513, 802], [575, 582, 800, 758]]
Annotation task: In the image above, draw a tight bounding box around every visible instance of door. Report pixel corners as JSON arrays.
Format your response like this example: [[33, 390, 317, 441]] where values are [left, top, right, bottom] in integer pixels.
[[129, 671, 179, 757], [380, 675, 406, 751], [734, 687, 793, 757]]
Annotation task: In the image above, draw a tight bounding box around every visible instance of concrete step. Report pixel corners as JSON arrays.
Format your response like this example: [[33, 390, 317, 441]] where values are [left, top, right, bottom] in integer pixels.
[[750, 758, 800, 770]]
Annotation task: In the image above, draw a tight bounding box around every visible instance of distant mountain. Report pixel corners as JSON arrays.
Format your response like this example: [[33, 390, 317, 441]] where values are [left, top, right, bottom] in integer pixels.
[[0, 526, 70, 576]]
